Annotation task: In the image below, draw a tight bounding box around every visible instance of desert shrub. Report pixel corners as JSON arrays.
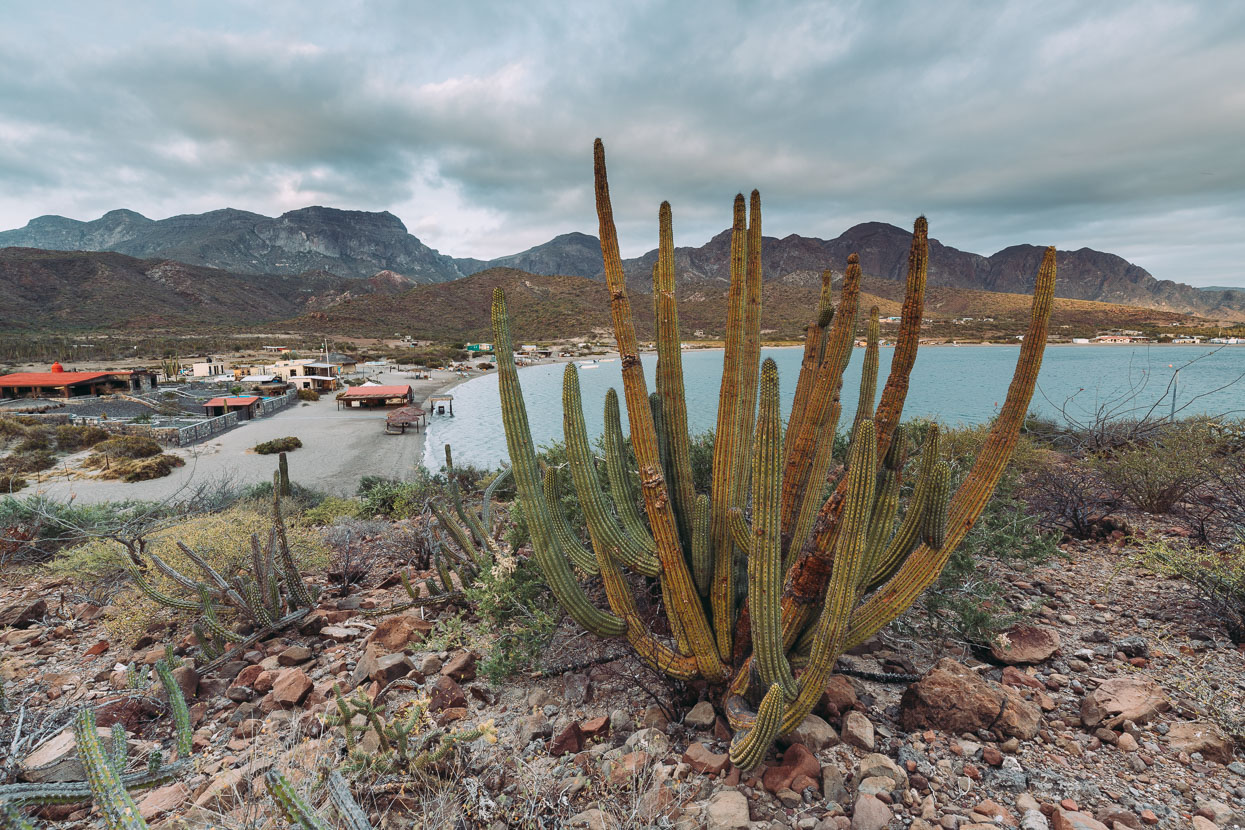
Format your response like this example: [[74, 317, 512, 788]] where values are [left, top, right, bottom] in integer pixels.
[[113, 454, 186, 482], [1, 495, 175, 565], [297, 389, 320, 402], [1, 474, 27, 494], [49, 505, 331, 640], [302, 496, 364, 525], [467, 552, 559, 683], [1143, 538, 1245, 644], [0, 417, 33, 440], [254, 436, 303, 454], [1024, 457, 1121, 540], [915, 472, 1061, 646], [235, 479, 327, 513], [0, 449, 56, 475], [357, 474, 435, 519], [54, 423, 109, 450], [14, 431, 52, 452], [1092, 420, 1226, 514], [88, 435, 163, 460]]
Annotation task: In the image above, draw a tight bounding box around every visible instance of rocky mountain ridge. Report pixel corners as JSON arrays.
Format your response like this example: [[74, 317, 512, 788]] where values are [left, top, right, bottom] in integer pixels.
[[4, 207, 1244, 319]]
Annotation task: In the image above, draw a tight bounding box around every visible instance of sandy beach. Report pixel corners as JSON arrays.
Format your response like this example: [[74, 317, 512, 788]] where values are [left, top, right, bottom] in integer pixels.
[[27, 366, 480, 505]]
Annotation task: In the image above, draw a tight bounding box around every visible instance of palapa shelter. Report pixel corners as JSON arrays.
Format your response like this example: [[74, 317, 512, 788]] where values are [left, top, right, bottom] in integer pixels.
[[203, 396, 261, 420], [0, 363, 158, 400], [385, 405, 427, 433], [336, 384, 412, 409]]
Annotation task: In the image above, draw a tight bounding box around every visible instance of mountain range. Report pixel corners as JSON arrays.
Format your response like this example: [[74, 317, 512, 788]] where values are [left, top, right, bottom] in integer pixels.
[[3, 205, 1244, 320]]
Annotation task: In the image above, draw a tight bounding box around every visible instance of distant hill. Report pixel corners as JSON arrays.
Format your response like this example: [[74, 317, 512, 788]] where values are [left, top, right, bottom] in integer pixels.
[[282, 267, 1192, 342], [0, 207, 467, 282], [0, 248, 412, 331], [5, 207, 1243, 320]]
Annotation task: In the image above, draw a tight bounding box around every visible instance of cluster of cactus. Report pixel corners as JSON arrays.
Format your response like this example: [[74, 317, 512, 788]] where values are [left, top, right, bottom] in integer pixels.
[[263, 769, 373, 830], [126, 468, 319, 665], [0, 659, 193, 828], [325, 682, 494, 777], [488, 139, 1056, 769]]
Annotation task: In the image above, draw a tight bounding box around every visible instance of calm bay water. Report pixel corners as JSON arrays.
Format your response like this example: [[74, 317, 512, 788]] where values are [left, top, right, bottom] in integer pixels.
[[423, 346, 1245, 470]]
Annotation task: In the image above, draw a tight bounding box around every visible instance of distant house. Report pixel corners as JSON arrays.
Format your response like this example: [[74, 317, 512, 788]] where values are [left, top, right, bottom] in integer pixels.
[[203, 396, 261, 419], [268, 359, 340, 392], [466, 343, 493, 353], [336, 384, 412, 408], [1093, 335, 1133, 344], [191, 358, 228, 377], [0, 363, 158, 399], [325, 352, 360, 375]]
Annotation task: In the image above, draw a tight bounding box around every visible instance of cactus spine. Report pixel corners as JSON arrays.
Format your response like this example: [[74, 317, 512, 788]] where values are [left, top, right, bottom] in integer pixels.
[[489, 139, 1056, 769]]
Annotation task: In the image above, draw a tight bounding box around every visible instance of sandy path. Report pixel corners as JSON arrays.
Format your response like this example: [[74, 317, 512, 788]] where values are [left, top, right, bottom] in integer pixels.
[[30, 368, 474, 504]]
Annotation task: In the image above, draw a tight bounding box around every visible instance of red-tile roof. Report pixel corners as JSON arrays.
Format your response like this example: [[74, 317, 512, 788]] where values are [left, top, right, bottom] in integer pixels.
[[203, 396, 261, 407], [0, 371, 115, 387], [338, 385, 411, 399]]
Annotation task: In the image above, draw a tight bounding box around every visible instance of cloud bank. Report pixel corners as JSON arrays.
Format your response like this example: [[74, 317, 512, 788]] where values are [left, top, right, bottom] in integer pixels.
[[1, 1, 1243, 284]]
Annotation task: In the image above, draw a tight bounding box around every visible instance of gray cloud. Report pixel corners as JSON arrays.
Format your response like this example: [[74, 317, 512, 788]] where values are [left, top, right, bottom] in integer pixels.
[[1, 0, 1243, 284]]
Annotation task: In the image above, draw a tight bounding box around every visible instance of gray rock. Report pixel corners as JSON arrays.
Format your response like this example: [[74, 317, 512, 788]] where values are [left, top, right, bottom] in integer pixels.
[[685, 701, 716, 730]]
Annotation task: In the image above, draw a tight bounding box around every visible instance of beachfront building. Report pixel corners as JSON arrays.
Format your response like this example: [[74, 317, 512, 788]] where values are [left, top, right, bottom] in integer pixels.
[[0, 363, 158, 400], [336, 384, 412, 408], [191, 358, 228, 378], [325, 353, 360, 376], [268, 359, 340, 392], [203, 396, 261, 420]]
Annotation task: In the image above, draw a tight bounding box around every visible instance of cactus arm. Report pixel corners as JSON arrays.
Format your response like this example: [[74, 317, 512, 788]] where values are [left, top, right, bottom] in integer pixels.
[[709, 193, 749, 660], [124, 565, 201, 612], [563, 365, 660, 576], [444, 445, 501, 558], [108, 723, 128, 775], [652, 201, 697, 545], [690, 494, 712, 598], [326, 771, 374, 830], [481, 465, 510, 528], [492, 288, 625, 638], [595, 138, 725, 680], [264, 770, 330, 830], [750, 359, 798, 700], [732, 190, 765, 503], [865, 428, 939, 590], [0, 761, 189, 807], [175, 542, 248, 612], [780, 255, 861, 546], [775, 420, 877, 737], [142, 549, 203, 596], [921, 463, 951, 550], [872, 217, 928, 457], [541, 466, 600, 574], [431, 501, 481, 562], [852, 308, 882, 436], [727, 508, 752, 556], [73, 709, 148, 830], [845, 246, 1055, 648], [727, 682, 783, 772], [153, 660, 192, 760], [602, 389, 657, 552]]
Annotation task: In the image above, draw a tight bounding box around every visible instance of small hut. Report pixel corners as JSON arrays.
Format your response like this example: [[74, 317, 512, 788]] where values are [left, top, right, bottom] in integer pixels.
[[429, 394, 454, 415], [385, 405, 427, 434], [336, 384, 413, 409]]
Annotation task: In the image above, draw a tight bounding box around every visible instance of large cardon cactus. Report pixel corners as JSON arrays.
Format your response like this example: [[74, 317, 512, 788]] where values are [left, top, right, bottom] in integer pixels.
[[489, 139, 1055, 769]]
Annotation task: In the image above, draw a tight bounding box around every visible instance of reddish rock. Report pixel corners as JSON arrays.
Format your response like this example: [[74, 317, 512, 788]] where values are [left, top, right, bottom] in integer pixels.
[[608, 751, 649, 787], [435, 707, 467, 725], [233, 664, 264, 688], [1001, 666, 1045, 690], [271, 669, 312, 707], [137, 782, 190, 820], [253, 670, 277, 696], [366, 614, 432, 652], [982, 746, 1003, 766], [818, 674, 858, 720], [991, 625, 1061, 664], [1166, 721, 1233, 764], [682, 742, 730, 775], [549, 723, 584, 757], [1079, 675, 1169, 728], [762, 742, 820, 794], [429, 676, 467, 712], [0, 597, 46, 629], [1051, 809, 1109, 830], [900, 658, 1040, 739], [170, 666, 198, 701], [369, 653, 415, 685], [84, 640, 110, 657], [581, 716, 610, 740], [441, 651, 477, 682], [852, 793, 893, 830]]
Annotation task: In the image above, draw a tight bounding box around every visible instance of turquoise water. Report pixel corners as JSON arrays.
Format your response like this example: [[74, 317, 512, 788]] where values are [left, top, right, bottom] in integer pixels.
[[423, 346, 1245, 470]]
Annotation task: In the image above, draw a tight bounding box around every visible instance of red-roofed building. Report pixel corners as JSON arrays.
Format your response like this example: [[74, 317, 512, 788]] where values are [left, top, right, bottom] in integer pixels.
[[0, 367, 158, 399], [203, 396, 262, 419], [336, 384, 412, 408]]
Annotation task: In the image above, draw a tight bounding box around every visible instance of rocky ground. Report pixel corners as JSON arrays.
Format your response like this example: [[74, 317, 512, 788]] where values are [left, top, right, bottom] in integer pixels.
[[1, 528, 1242, 829]]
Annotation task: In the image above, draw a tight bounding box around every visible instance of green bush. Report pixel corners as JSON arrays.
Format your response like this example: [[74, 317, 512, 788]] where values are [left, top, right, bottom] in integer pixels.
[[54, 424, 109, 450], [357, 475, 433, 519], [254, 436, 303, 454], [1143, 538, 1245, 644], [301, 496, 364, 525], [1092, 420, 1226, 514], [297, 389, 320, 402]]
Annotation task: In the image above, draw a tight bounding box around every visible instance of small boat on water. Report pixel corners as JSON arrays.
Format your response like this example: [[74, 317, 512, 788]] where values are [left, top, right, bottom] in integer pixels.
[[577, 360, 600, 369]]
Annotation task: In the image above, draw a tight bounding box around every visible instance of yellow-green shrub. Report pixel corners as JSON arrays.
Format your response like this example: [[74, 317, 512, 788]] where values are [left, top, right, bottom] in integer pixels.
[[300, 496, 363, 525], [50, 506, 331, 643]]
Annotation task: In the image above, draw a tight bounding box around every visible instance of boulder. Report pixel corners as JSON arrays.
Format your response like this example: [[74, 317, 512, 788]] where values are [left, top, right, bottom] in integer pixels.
[[1050, 808, 1109, 830], [762, 742, 820, 794], [857, 753, 907, 788], [685, 700, 716, 730], [441, 651, 477, 682], [21, 727, 118, 783], [991, 625, 1061, 664], [785, 713, 839, 752], [900, 658, 1040, 739], [429, 676, 467, 712], [1168, 721, 1234, 764], [369, 653, 415, 686], [271, 669, 312, 708], [705, 789, 750, 830], [1079, 675, 1169, 728], [366, 614, 432, 652], [818, 674, 858, 719], [277, 645, 312, 666], [549, 722, 584, 757], [0, 597, 46, 629], [137, 782, 190, 821], [852, 793, 893, 830], [841, 711, 875, 750], [682, 742, 730, 775]]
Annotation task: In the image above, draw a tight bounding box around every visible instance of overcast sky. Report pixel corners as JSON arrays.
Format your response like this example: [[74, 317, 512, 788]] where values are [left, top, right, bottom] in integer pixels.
[[2, 1, 1243, 284]]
